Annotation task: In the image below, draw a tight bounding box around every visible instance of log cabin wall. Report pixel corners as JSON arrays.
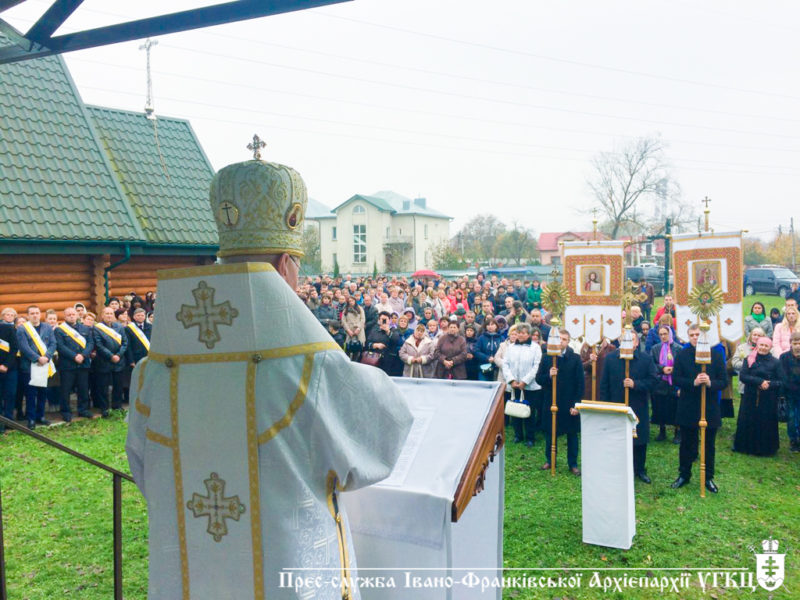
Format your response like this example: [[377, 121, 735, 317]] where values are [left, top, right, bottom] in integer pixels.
[[107, 255, 213, 302], [0, 253, 214, 318], [0, 254, 94, 317]]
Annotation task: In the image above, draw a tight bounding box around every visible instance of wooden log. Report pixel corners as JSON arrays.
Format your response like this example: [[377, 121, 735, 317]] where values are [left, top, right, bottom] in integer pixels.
[[0, 291, 92, 304], [91, 255, 109, 315], [0, 281, 89, 294], [0, 263, 91, 275], [0, 254, 81, 266], [2, 272, 92, 284], [1, 300, 92, 315]]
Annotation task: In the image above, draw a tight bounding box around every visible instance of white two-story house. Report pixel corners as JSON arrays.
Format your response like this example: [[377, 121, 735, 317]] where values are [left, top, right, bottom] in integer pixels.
[[311, 191, 452, 274]]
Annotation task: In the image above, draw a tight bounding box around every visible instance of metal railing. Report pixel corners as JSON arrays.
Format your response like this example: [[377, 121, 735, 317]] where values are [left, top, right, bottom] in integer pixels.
[[0, 415, 134, 600]]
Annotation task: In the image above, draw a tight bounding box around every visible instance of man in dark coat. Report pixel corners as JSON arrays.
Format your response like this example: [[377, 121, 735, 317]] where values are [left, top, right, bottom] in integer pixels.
[[599, 332, 658, 483], [16, 305, 56, 429], [0, 318, 19, 433], [536, 329, 585, 475], [125, 308, 152, 367], [670, 323, 728, 493], [93, 306, 129, 415], [779, 332, 800, 452], [55, 306, 95, 421]]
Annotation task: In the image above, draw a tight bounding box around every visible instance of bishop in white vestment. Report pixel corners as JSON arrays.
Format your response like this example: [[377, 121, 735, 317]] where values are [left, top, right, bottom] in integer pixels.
[[126, 148, 413, 600]]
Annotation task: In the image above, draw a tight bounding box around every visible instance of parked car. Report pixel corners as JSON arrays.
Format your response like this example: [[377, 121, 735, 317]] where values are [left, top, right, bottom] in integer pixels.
[[625, 266, 669, 296], [743, 266, 800, 297]]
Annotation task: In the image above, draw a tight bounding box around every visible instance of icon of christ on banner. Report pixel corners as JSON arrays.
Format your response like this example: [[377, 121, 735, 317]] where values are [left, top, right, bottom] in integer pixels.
[[581, 267, 606, 294]]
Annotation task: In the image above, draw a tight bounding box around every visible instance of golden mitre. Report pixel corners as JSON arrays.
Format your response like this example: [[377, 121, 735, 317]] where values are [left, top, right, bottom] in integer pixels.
[[209, 137, 308, 258]]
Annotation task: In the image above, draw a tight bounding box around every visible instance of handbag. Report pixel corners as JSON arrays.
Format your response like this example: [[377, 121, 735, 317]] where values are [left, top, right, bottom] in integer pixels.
[[777, 396, 789, 423], [410, 362, 424, 379], [360, 351, 382, 367], [504, 389, 531, 419]]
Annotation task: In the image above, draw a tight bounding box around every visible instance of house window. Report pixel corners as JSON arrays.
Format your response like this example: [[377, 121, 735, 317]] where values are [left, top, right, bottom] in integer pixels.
[[353, 205, 365, 215], [386, 227, 390, 238], [399, 228, 402, 236], [353, 224, 367, 264], [332, 226, 337, 241], [424, 224, 429, 239], [332, 253, 337, 267]]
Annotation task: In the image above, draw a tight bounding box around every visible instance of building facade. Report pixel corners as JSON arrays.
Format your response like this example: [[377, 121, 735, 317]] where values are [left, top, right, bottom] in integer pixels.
[[313, 191, 451, 274]]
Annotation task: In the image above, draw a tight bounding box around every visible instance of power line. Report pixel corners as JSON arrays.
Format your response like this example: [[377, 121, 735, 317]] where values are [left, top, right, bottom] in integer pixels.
[[314, 11, 800, 102], [67, 56, 800, 156], [156, 42, 800, 142]]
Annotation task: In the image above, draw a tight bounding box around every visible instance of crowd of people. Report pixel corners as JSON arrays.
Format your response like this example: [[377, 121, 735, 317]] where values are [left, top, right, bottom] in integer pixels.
[[297, 273, 800, 492], [0, 294, 154, 432], [2, 271, 799, 492]]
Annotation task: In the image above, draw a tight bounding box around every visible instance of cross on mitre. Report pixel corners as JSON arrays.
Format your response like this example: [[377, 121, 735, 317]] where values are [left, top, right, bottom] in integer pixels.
[[247, 134, 266, 160]]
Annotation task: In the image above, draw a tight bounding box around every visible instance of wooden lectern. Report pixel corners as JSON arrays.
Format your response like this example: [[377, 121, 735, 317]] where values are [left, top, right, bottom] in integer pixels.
[[575, 401, 638, 550], [342, 379, 505, 599]]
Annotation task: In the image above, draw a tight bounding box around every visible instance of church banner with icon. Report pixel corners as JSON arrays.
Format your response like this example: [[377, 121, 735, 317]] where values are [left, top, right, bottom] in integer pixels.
[[562, 241, 625, 345], [671, 231, 743, 345]]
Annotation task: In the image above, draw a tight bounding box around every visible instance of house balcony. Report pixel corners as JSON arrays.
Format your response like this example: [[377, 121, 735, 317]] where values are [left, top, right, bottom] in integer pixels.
[[383, 235, 413, 247]]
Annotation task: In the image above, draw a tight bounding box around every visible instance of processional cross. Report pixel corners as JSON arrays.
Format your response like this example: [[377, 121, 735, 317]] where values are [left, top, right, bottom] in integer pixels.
[[187, 472, 246, 542], [247, 134, 266, 160], [701, 196, 711, 232], [176, 281, 239, 349]]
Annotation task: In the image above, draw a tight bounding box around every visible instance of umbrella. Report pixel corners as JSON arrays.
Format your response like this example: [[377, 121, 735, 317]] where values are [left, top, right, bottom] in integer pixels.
[[412, 269, 440, 279]]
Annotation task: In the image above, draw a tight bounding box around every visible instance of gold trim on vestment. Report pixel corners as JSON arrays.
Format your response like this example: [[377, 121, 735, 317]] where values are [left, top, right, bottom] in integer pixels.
[[149, 341, 342, 365], [258, 354, 314, 445], [169, 366, 190, 600], [326, 471, 352, 600], [245, 362, 265, 600], [157, 262, 276, 281], [135, 360, 150, 417], [145, 428, 174, 448]]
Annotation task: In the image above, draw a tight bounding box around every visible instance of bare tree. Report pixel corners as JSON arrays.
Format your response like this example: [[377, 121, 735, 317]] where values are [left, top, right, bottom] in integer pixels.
[[587, 136, 688, 239]]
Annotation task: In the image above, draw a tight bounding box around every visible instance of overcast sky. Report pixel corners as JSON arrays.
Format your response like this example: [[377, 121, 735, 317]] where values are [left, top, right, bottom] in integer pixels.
[[5, 0, 799, 239]]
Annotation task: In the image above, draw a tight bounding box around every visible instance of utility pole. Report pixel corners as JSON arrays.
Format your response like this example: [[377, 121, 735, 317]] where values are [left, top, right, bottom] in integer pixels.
[[792, 217, 797, 271], [647, 218, 671, 294]]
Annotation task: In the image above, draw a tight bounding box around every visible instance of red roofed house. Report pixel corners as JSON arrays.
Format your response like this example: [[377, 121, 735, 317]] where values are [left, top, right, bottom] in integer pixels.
[[537, 231, 609, 265]]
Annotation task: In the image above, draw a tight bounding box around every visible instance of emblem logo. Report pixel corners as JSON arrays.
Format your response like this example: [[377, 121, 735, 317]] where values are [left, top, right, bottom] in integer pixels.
[[285, 202, 303, 230], [755, 538, 785, 592], [217, 201, 240, 228]]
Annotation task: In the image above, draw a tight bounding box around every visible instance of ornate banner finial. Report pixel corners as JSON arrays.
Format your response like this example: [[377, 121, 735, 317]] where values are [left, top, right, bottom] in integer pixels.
[[701, 196, 711, 232], [543, 267, 570, 327], [247, 134, 266, 160], [591, 207, 599, 241]]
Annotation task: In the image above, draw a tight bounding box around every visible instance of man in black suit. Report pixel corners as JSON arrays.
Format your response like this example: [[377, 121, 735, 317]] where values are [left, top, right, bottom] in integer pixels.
[[125, 308, 151, 367], [670, 323, 728, 493], [93, 306, 128, 416], [0, 317, 18, 433], [54, 306, 94, 421]]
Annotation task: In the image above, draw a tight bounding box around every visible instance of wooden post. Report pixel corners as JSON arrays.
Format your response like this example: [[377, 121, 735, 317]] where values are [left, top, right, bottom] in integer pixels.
[[699, 364, 707, 498], [591, 345, 598, 401], [550, 355, 558, 477], [90, 254, 110, 314], [624, 360, 630, 406]]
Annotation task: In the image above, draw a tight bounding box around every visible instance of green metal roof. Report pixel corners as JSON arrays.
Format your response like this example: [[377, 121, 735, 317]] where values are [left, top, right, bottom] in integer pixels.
[[87, 106, 217, 246], [332, 193, 395, 213], [0, 33, 144, 242]]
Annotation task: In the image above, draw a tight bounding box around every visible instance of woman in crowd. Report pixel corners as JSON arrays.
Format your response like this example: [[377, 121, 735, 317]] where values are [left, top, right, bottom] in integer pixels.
[[464, 323, 481, 380], [732, 327, 764, 395], [366, 312, 402, 376], [527, 280, 542, 311], [400, 323, 436, 378], [474, 317, 503, 382], [770, 307, 783, 329], [651, 324, 682, 443], [646, 314, 675, 353], [426, 318, 441, 341], [734, 336, 782, 456], [772, 305, 800, 357], [408, 286, 426, 317], [744, 301, 773, 338], [630, 305, 645, 333], [315, 294, 337, 325], [342, 297, 365, 361], [434, 319, 468, 380], [502, 322, 543, 446], [639, 321, 651, 345]]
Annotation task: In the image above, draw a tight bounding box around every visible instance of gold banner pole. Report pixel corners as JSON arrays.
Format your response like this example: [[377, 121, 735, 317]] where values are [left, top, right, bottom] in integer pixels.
[[624, 360, 630, 406], [550, 355, 558, 477], [591, 349, 597, 402], [699, 363, 707, 499]]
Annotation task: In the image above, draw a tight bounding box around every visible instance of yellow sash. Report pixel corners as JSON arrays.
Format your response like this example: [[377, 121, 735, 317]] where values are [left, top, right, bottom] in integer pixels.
[[22, 321, 56, 377], [0, 339, 9, 353], [58, 322, 87, 349], [96, 322, 122, 346], [127, 323, 151, 352]]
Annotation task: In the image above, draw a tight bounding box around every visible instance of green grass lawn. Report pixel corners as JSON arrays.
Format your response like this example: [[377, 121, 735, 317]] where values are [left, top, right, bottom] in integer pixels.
[[0, 295, 796, 599], [1, 405, 797, 600]]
